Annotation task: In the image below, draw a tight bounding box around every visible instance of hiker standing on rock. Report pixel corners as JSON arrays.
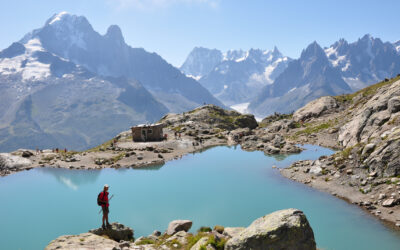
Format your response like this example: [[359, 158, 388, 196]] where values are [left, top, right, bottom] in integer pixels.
[[98, 184, 110, 229]]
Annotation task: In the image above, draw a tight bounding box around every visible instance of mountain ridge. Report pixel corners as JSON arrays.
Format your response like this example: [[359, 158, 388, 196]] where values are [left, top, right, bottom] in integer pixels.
[[181, 46, 291, 105], [249, 42, 352, 117], [21, 12, 224, 113]]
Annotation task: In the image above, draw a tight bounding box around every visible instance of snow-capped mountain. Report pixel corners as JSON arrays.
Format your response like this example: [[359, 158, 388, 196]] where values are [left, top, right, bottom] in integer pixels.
[[0, 35, 169, 151], [180, 47, 223, 80], [325, 34, 400, 90], [21, 12, 223, 113], [249, 42, 352, 117], [181, 47, 291, 106]]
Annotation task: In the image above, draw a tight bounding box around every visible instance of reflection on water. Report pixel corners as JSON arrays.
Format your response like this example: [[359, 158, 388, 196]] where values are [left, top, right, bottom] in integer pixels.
[[270, 153, 290, 161], [133, 164, 164, 171], [37, 144, 334, 190], [38, 168, 101, 190]]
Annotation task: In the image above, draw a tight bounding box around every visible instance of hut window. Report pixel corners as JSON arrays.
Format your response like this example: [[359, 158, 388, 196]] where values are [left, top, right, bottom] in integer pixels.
[[148, 129, 153, 134]]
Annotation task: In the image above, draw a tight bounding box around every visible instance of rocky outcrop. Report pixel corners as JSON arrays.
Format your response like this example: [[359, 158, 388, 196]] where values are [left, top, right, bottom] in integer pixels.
[[0, 153, 32, 170], [239, 132, 302, 155], [45, 233, 121, 250], [363, 127, 400, 177], [46, 209, 316, 250], [89, 222, 134, 242], [225, 209, 316, 250], [166, 219, 192, 235], [160, 105, 258, 130], [338, 80, 400, 148], [293, 96, 338, 122]]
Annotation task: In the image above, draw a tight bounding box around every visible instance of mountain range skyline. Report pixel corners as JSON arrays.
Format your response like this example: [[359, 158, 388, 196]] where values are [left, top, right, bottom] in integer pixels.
[[181, 33, 400, 117], [1, 8, 400, 68], [1, 0, 400, 67]]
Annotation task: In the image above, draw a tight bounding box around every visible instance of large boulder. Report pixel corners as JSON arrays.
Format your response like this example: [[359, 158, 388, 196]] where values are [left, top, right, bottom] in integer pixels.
[[293, 96, 338, 122], [233, 114, 258, 130], [89, 222, 134, 242], [225, 209, 316, 250], [0, 153, 32, 170], [223, 227, 245, 238], [45, 233, 120, 250], [166, 219, 193, 235]]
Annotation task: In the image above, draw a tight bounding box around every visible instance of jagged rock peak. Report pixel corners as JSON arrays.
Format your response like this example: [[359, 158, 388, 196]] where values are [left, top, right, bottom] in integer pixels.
[[105, 25, 125, 43], [272, 46, 282, 56], [360, 33, 373, 41], [301, 41, 326, 59], [332, 38, 349, 48]]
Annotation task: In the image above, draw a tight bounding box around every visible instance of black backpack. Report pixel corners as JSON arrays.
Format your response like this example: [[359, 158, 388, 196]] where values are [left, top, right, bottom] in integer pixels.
[[97, 192, 105, 206]]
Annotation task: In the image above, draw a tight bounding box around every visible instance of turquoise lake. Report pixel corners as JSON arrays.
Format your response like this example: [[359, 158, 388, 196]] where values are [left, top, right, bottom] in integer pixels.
[[1, 145, 400, 250]]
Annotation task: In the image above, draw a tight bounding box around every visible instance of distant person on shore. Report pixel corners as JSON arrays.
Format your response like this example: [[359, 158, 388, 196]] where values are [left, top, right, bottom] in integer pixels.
[[98, 184, 110, 229]]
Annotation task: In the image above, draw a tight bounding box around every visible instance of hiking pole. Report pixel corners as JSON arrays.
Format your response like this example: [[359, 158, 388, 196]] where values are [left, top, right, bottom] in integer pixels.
[[99, 194, 114, 214]]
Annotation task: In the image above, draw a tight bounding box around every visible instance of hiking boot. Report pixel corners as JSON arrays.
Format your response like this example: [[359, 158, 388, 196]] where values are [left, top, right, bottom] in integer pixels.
[[102, 224, 106, 230], [106, 222, 111, 228]]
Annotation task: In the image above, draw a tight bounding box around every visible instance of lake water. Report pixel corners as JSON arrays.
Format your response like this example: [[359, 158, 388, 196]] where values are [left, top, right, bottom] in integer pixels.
[[1, 145, 400, 250]]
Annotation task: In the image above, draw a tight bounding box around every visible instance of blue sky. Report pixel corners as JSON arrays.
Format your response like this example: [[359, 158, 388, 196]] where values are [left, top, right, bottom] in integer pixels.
[[1, 0, 399, 67]]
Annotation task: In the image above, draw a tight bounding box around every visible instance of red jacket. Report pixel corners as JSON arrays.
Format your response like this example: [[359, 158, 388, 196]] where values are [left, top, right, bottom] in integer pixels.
[[100, 191, 109, 207]]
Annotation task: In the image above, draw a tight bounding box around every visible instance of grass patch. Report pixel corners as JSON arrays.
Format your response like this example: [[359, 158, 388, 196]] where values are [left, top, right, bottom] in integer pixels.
[[172, 125, 184, 132], [165, 238, 182, 248], [335, 75, 400, 104], [41, 155, 55, 162], [295, 121, 335, 136], [86, 138, 114, 153], [186, 233, 209, 250], [341, 147, 352, 159], [111, 153, 125, 163], [135, 238, 155, 245]]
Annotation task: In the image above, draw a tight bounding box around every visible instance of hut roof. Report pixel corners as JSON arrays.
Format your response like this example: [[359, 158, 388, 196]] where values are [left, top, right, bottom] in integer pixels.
[[131, 123, 164, 129]]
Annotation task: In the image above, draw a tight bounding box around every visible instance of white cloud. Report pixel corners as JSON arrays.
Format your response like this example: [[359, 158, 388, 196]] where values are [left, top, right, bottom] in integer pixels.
[[108, 0, 219, 10]]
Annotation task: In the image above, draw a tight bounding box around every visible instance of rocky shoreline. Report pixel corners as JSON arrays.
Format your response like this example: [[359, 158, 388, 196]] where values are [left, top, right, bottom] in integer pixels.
[[0, 105, 301, 178], [45, 208, 317, 250]]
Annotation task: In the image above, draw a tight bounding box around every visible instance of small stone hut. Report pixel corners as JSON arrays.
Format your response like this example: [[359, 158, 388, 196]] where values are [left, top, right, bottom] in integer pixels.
[[131, 123, 165, 142]]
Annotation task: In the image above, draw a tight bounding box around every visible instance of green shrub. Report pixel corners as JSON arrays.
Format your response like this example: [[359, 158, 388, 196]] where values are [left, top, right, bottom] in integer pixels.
[[213, 225, 224, 234], [198, 226, 212, 233]]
